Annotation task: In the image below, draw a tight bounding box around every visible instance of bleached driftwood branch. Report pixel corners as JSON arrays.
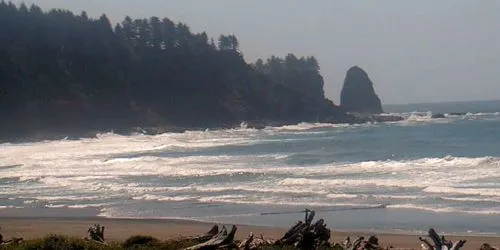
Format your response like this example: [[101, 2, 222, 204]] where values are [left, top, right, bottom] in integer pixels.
[[419, 228, 466, 250], [87, 224, 106, 243], [185, 225, 238, 250], [275, 209, 331, 249]]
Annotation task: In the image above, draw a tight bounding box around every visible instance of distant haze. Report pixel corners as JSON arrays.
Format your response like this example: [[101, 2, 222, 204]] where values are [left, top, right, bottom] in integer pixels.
[[13, 0, 500, 104]]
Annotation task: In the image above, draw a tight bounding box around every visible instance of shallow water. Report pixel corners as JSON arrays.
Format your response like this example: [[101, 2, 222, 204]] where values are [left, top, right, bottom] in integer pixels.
[[1, 101, 500, 234]]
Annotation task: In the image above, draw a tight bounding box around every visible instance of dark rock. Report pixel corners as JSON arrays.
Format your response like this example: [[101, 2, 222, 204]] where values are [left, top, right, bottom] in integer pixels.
[[345, 113, 404, 123], [372, 114, 404, 123], [431, 113, 446, 119], [340, 66, 383, 114], [449, 112, 467, 116]]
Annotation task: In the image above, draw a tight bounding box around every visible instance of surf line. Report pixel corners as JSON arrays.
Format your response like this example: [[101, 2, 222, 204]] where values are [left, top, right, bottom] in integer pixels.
[[259, 204, 388, 216]]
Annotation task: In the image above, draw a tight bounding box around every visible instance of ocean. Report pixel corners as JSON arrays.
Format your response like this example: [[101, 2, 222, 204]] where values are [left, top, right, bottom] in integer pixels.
[[1, 100, 500, 235]]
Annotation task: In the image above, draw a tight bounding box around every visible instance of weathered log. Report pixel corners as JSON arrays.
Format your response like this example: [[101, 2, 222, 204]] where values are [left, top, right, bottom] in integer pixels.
[[0, 231, 23, 246], [281, 221, 304, 240], [184, 225, 237, 250], [297, 230, 316, 250], [480, 243, 499, 250], [239, 232, 255, 250], [216, 242, 239, 250], [419, 228, 466, 250], [275, 209, 331, 249], [238, 233, 273, 250], [312, 219, 330, 246], [0, 238, 23, 245], [279, 223, 309, 245], [342, 235, 383, 250], [363, 235, 381, 250], [343, 236, 365, 250], [419, 237, 434, 250], [184, 225, 219, 243], [304, 209, 315, 225], [87, 224, 105, 243], [278, 210, 314, 243], [451, 240, 467, 250]]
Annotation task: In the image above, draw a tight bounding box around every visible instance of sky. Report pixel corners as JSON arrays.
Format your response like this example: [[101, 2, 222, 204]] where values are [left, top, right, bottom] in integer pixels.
[[12, 1, 500, 104]]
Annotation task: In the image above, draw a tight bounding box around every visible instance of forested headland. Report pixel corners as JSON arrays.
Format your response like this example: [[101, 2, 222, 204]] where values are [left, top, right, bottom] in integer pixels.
[[0, 2, 356, 141]]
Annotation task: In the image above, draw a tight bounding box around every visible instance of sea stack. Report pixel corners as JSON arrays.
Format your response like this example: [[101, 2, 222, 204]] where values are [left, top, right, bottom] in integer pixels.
[[340, 66, 383, 114]]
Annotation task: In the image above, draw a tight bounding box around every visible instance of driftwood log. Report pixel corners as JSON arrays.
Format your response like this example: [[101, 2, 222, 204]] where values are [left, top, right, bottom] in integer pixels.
[[87, 224, 106, 243], [184, 225, 220, 243], [480, 243, 499, 250], [275, 209, 331, 249], [238, 233, 273, 250], [0, 227, 23, 245], [343, 236, 381, 250], [419, 228, 466, 250], [343, 236, 367, 250], [185, 225, 238, 250]]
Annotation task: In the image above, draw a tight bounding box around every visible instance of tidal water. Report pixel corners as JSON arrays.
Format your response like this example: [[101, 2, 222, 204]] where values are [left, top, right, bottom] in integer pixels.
[[1, 100, 500, 235]]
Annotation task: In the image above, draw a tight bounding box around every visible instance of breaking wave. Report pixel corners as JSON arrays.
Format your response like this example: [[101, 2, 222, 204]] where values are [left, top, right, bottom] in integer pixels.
[[1, 113, 500, 221]]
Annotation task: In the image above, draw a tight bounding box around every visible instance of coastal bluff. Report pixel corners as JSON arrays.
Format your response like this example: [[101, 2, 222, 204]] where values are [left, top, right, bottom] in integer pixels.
[[340, 66, 384, 114]]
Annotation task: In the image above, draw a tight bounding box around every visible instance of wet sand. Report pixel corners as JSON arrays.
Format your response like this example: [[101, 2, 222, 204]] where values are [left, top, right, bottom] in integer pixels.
[[1, 208, 499, 249]]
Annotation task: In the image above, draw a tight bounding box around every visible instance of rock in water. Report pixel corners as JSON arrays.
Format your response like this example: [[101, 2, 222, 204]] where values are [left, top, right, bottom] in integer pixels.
[[340, 66, 384, 114], [431, 113, 446, 119]]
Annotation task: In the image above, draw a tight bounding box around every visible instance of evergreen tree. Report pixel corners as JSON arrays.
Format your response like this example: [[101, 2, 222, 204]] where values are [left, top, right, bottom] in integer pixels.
[[0, 2, 344, 141]]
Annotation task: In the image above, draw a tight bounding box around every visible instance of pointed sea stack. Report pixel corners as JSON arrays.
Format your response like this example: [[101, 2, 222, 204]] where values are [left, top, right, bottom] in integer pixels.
[[340, 66, 383, 114]]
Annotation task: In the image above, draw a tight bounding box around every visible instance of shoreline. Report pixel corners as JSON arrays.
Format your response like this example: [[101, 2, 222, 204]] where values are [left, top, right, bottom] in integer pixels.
[[2, 207, 500, 236], [2, 207, 500, 237], [2, 216, 500, 249], [1, 208, 500, 249], [0, 113, 403, 144]]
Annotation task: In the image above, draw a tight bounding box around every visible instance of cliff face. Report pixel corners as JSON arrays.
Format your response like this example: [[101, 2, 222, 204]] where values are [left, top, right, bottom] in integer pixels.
[[340, 66, 383, 114]]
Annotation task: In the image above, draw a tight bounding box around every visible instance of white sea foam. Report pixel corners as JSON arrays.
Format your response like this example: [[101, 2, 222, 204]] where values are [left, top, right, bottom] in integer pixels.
[[268, 122, 342, 132], [326, 193, 359, 199], [440, 196, 500, 203], [132, 194, 198, 202], [1, 119, 500, 218], [424, 186, 500, 197], [45, 203, 110, 209], [387, 204, 500, 215]]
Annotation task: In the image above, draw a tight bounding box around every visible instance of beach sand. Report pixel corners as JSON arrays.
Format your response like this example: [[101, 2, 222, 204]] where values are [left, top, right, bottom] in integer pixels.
[[1, 208, 499, 249]]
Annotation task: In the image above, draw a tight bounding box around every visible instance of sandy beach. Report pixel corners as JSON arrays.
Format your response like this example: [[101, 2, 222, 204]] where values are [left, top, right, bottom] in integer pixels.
[[1, 209, 499, 249]]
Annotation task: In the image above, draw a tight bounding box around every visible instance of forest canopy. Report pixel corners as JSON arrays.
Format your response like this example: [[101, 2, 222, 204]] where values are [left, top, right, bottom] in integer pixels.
[[0, 2, 347, 140]]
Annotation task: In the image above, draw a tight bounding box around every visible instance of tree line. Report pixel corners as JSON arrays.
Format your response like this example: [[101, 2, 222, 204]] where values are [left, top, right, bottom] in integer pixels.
[[0, 2, 345, 140]]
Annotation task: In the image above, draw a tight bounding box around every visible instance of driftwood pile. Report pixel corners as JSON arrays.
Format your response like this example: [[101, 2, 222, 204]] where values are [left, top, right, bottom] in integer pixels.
[[480, 243, 499, 250], [0, 226, 23, 246], [184, 225, 221, 243], [184, 225, 239, 250], [181, 209, 330, 249], [86, 224, 106, 243], [0, 210, 488, 250], [340, 235, 381, 250], [419, 228, 466, 250], [169, 210, 499, 250], [275, 209, 331, 249], [179, 222, 499, 250], [238, 233, 273, 250]]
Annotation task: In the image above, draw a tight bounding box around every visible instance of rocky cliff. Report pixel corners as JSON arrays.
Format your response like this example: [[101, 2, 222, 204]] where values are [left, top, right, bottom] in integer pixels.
[[340, 66, 384, 114]]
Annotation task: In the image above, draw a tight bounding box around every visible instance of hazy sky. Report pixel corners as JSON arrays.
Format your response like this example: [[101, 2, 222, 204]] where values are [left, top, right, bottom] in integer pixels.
[[13, 1, 500, 104]]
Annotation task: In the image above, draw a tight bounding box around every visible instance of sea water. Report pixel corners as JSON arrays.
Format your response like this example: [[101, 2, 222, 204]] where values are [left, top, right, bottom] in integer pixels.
[[1, 100, 500, 235]]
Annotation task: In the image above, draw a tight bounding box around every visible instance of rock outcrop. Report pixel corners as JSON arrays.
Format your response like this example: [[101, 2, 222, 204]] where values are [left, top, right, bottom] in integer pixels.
[[340, 66, 383, 114], [431, 113, 446, 119]]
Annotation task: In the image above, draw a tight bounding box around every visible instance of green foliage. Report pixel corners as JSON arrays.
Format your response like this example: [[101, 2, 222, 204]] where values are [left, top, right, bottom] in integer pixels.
[[122, 236, 158, 248], [0, 2, 344, 141], [0, 235, 119, 250], [0, 235, 344, 250]]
